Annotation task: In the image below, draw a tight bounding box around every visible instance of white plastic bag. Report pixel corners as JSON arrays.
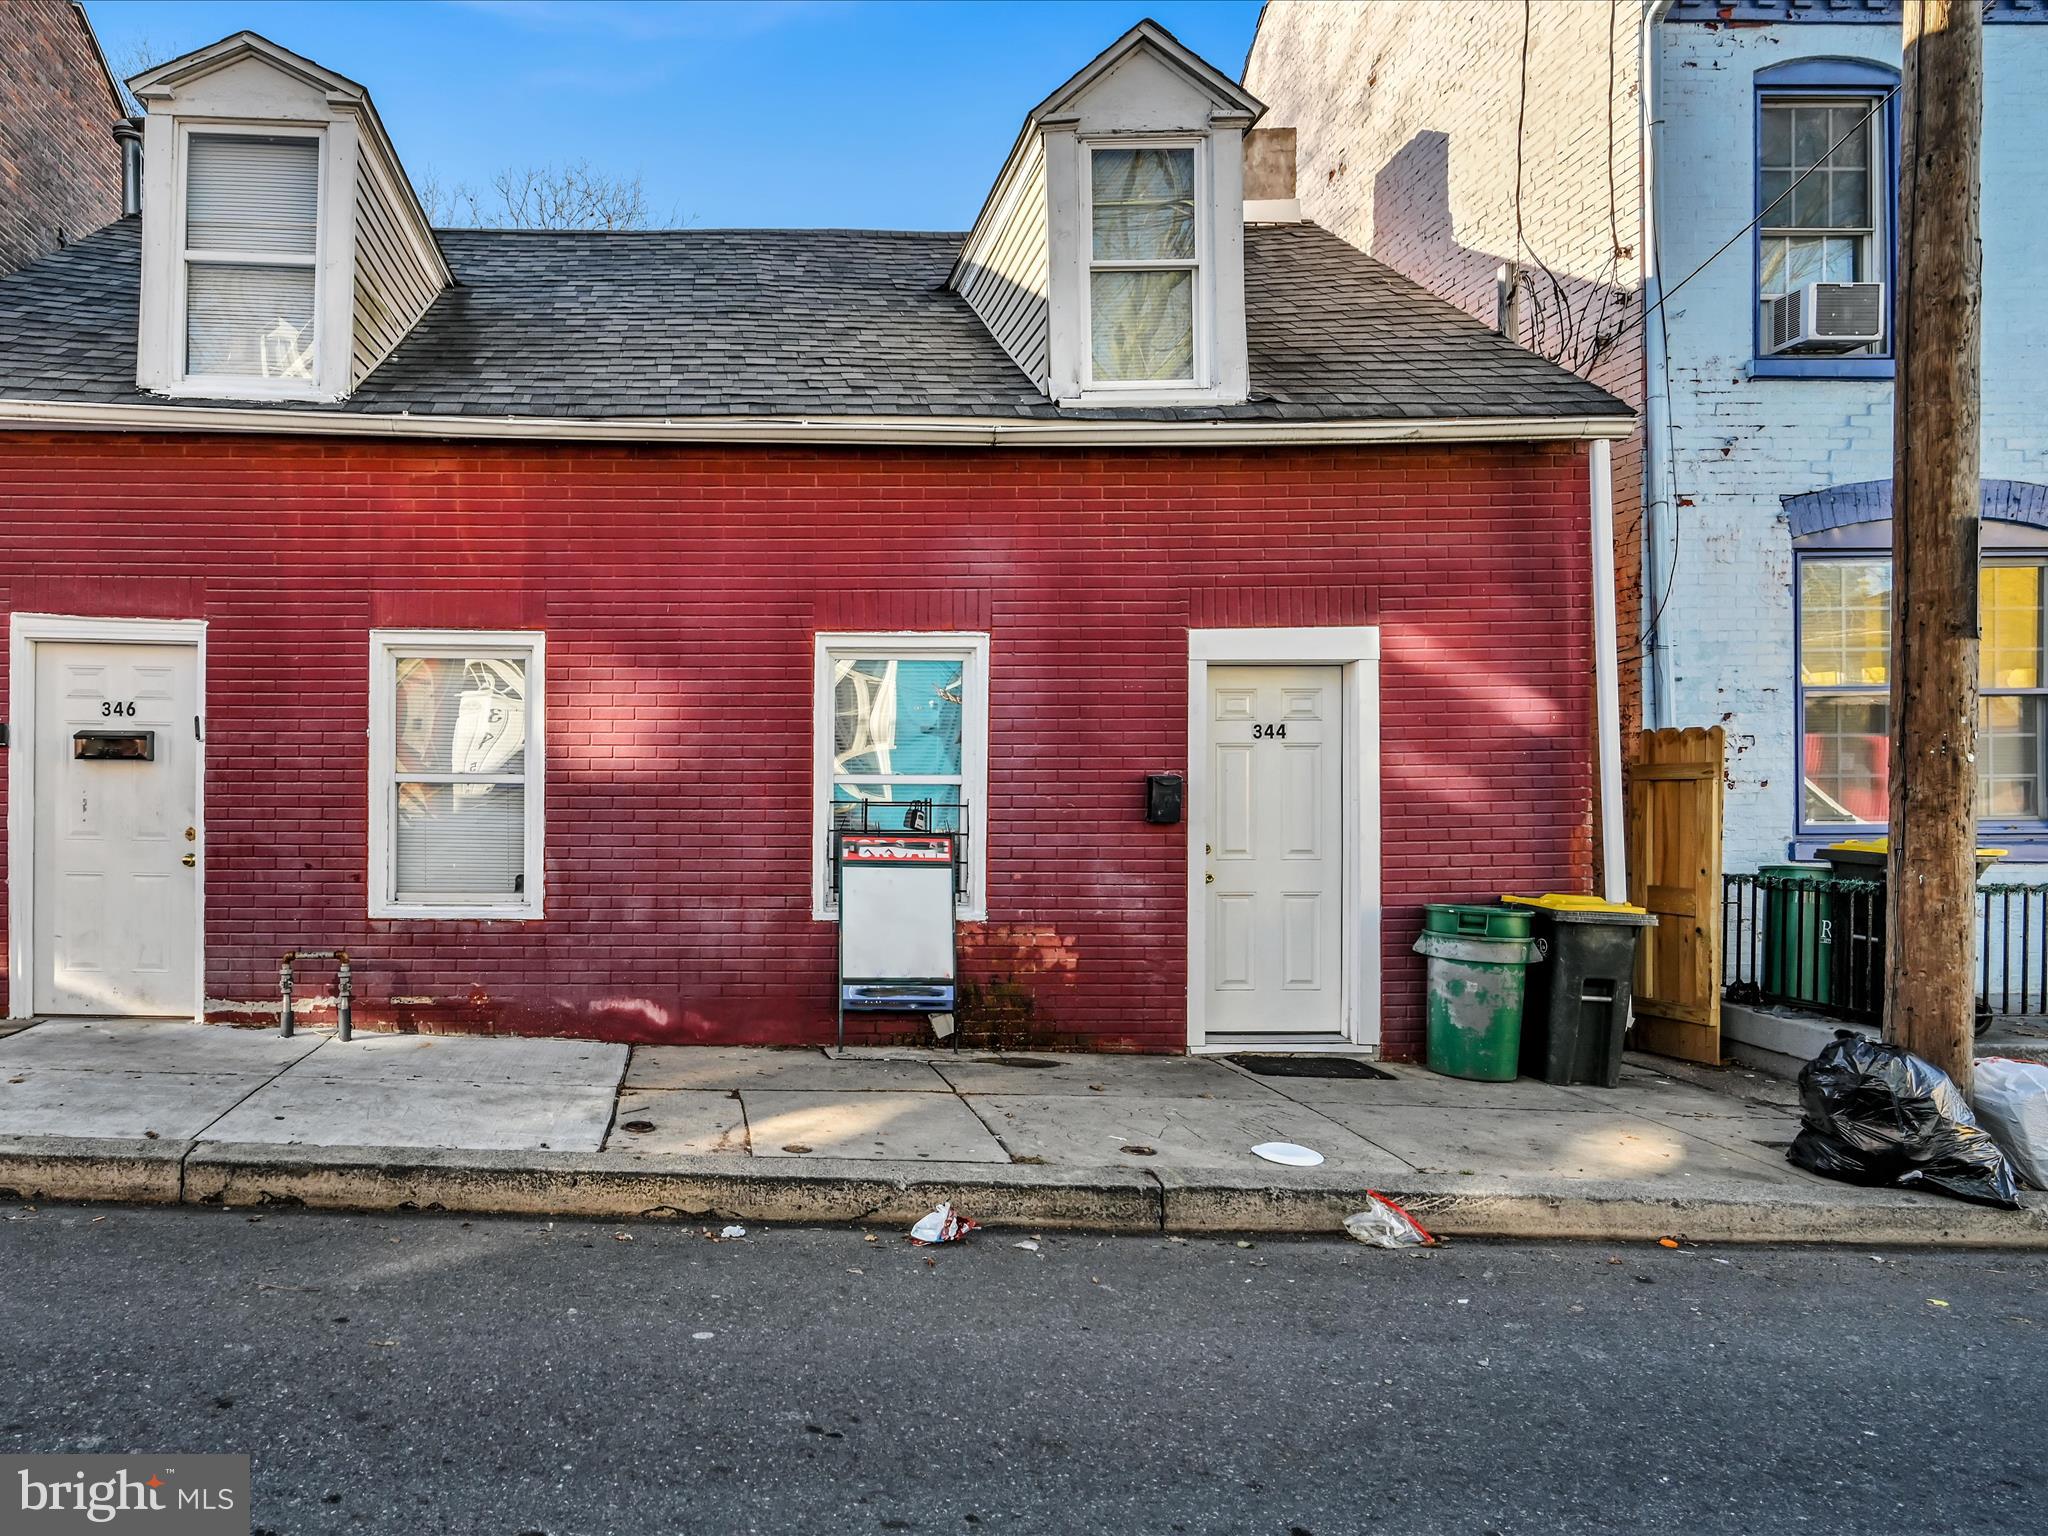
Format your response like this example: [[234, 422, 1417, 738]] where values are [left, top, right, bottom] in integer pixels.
[[1972, 1057, 2048, 1190], [1343, 1192, 1437, 1248], [907, 1202, 978, 1245]]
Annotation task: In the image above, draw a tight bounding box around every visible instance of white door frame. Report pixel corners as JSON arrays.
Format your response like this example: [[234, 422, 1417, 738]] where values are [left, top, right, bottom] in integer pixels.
[[1186, 627, 1380, 1053], [6, 614, 208, 1022]]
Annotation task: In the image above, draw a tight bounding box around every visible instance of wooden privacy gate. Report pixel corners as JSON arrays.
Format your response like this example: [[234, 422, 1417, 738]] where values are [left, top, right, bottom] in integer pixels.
[[1627, 726, 1725, 1064]]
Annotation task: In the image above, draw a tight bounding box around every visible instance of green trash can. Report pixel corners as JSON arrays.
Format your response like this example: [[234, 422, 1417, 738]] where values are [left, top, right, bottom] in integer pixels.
[[1760, 862, 1834, 1006], [1415, 903, 1534, 1082], [1504, 895, 1659, 1088]]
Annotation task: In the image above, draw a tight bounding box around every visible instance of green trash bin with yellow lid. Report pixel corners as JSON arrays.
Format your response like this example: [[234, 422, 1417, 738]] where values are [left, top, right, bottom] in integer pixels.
[[1502, 893, 1658, 1088], [1415, 903, 1534, 1082]]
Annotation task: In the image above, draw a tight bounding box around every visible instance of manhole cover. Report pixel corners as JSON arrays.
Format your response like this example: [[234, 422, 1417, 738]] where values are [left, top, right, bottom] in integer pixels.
[[1232, 1054, 1393, 1080], [619, 1120, 656, 1134]]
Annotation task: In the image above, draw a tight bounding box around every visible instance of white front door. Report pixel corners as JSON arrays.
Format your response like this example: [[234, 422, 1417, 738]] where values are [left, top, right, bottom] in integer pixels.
[[31, 642, 200, 1015], [1203, 664, 1344, 1035]]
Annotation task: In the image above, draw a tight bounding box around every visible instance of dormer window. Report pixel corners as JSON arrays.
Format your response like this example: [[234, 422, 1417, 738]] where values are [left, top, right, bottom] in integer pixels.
[[129, 31, 450, 404], [181, 131, 322, 385], [1087, 143, 1201, 385]]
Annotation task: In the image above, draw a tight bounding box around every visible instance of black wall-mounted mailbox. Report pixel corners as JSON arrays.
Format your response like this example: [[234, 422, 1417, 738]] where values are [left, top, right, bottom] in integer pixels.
[[74, 730, 155, 761], [1145, 772, 1183, 825]]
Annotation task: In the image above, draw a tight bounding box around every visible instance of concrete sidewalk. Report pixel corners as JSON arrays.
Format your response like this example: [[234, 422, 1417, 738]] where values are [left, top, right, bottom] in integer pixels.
[[1, 1018, 2043, 1244]]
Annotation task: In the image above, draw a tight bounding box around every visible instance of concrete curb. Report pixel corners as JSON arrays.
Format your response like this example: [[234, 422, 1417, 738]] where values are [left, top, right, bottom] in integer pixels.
[[0, 1134, 190, 1205], [181, 1143, 1165, 1231], [1, 1138, 2043, 1245], [1154, 1166, 2048, 1246]]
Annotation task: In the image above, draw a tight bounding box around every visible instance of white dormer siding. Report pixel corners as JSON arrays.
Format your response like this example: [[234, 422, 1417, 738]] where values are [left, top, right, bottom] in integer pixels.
[[952, 134, 1052, 393], [951, 21, 1263, 411], [351, 149, 442, 390], [128, 32, 446, 404]]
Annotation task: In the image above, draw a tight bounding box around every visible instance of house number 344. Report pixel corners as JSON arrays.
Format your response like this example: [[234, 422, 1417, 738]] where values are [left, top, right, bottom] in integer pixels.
[[101, 700, 137, 717], [1252, 723, 1287, 739]]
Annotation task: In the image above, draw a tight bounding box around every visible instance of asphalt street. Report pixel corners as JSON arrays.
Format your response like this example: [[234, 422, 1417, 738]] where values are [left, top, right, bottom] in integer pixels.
[[0, 1203, 2040, 1535]]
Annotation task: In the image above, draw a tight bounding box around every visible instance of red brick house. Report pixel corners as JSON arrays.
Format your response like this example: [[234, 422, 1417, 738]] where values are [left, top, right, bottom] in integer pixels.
[[0, 23, 1629, 1056]]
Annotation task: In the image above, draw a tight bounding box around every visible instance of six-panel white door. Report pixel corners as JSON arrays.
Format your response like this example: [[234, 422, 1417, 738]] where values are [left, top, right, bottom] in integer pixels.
[[31, 642, 200, 1015], [1203, 664, 1343, 1035]]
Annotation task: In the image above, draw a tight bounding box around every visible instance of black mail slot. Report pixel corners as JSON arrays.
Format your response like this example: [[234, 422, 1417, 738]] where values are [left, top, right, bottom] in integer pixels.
[[74, 730, 155, 761]]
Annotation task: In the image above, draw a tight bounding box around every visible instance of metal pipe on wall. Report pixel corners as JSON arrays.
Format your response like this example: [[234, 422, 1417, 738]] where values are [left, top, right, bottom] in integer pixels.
[[1639, 0, 1678, 729]]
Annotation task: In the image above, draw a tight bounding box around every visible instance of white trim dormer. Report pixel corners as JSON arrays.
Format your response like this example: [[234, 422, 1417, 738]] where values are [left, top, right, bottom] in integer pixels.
[[129, 31, 447, 404], [951, 19, 1262, 411]]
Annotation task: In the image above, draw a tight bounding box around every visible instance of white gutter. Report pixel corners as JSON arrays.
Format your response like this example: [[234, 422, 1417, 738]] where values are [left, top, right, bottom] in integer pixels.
[[0, 398, 1633, 448], [1639, 0, 1678, 728], [1591, 436, 1629, 903]]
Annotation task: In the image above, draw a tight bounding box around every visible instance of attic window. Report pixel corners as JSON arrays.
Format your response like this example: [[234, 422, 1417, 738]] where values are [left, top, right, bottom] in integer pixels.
[[181, 132, 321, 385], [1086, 144, 1199, 384]]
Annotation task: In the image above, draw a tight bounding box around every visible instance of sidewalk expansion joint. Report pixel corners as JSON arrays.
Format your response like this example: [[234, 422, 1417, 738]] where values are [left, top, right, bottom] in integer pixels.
[[175, 1034, 328, 1201]]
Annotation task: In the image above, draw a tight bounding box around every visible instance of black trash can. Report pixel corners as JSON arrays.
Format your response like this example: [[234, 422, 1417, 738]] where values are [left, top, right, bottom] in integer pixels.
[[1504, 896, 1659, 1088]]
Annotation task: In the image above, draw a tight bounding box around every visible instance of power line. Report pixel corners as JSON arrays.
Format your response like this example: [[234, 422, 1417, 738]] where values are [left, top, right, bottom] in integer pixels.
[[1613, 84, 1898, 351]]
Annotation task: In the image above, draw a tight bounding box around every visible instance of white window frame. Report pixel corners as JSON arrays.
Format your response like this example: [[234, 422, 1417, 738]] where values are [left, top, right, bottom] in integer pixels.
[[1080, 136, 1209, 395], [367, 629, 545, 921], [167, 121, 332, 399], [812, 632, 990, 922]]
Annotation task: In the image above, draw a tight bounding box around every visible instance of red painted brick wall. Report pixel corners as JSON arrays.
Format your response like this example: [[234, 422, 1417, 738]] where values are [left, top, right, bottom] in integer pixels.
[[0, 0, 122, 276], [0, 433, 1594, 1056]]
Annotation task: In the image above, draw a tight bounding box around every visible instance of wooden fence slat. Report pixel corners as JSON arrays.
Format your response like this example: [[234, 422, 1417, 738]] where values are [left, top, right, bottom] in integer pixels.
[[1628, 726, 1725, 1064]]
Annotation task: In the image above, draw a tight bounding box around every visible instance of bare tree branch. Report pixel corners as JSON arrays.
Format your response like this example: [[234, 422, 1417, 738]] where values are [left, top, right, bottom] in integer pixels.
[[414, 161, 650, 231]]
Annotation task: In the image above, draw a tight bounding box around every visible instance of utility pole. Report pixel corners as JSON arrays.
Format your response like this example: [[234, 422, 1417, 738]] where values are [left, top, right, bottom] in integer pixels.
[[1887, 0, 1982, 1087]]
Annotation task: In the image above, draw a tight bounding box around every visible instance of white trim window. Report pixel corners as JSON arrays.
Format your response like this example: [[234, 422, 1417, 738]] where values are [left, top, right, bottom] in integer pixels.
[[812, 633, 990, 920], [368, 630, 545, 920], [1084, 140, 1204, 387], [179, 128, 324, 388]]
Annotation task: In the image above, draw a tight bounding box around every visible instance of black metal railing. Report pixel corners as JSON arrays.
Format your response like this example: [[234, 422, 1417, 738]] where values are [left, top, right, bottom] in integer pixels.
[[1723, 873, 2048, 1022]]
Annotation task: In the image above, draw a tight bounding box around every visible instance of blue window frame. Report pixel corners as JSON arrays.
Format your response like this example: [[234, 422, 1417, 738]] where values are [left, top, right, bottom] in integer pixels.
[[1794, 542, 2048, 858], [1751, 58, 1900, 381]]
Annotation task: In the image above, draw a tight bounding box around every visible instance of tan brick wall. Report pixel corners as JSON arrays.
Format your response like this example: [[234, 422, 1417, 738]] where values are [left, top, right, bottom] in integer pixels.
[[1246, 0, 1649, 746], [0, 0, 123, 276]]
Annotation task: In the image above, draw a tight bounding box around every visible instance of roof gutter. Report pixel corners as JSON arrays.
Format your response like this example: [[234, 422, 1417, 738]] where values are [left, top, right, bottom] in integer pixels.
[[0, 398, 1632, 448]]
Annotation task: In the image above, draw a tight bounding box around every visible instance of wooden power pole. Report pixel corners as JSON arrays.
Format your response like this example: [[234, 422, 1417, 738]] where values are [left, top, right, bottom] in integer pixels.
[[1887, 0, 1983, 1086]]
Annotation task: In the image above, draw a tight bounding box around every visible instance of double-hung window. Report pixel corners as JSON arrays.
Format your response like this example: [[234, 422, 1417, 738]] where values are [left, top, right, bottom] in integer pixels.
[[369, 631, 545, 919], [1753, 59, 1897, 371], [181, 131, 322, 386], [1086, 143, 1200, 386], [1798, 559, 2048, 838], [813, 634, 989, 919]]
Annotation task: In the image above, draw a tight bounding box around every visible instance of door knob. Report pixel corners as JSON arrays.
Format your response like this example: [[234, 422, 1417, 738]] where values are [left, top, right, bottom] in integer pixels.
[[181, 853, 196, 867]]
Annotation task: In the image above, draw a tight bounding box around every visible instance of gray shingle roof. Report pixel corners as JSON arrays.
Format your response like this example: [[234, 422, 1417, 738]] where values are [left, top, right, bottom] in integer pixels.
[[0, 217, 1628, 424]]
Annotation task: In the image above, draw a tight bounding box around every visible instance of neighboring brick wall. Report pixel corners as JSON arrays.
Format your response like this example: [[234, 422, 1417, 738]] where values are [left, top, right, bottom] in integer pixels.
[[1245, 0, 1648, 751], [1653, 23, 2048, 875], [0, 434, 1595, 1056], [0, 0, 122, 276]]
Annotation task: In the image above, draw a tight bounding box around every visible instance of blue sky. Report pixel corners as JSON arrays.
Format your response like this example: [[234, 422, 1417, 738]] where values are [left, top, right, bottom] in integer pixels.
[[86, 0, 1266, 229]]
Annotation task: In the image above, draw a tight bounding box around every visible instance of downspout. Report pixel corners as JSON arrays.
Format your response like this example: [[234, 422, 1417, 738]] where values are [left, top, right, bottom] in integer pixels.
[[1639, 0, 1678, 728], [1591, 437, 1629, 902]]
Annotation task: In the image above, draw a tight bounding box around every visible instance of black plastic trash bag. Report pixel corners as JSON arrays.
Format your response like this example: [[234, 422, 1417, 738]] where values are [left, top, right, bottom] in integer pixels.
[[1788, 1031, 2022, 1210]]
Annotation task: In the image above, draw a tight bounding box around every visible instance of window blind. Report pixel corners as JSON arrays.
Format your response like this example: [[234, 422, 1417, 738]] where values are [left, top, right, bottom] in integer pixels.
[[391, 656, 530, 901], [184, 135, 319, 381], [186, 135, 319, 254]]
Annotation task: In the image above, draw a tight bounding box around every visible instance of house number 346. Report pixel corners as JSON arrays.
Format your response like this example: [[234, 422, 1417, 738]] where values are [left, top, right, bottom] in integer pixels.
[[101, 701, 137, 717], [1252, 723, 1287, 739]]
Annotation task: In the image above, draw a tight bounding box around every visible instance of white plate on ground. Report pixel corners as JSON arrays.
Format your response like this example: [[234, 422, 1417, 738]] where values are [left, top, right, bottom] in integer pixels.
[[1250, 1141, 1325, 1167]]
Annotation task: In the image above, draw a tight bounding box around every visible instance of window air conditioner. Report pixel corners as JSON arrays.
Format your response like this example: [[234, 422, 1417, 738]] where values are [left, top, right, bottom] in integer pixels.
[[1764, 281, 1886, 355]]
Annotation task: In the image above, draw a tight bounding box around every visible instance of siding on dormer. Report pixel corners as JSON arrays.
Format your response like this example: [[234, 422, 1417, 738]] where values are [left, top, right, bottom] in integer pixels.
[[351, 156, 439, 389], [952, 134, 1049, 391]]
